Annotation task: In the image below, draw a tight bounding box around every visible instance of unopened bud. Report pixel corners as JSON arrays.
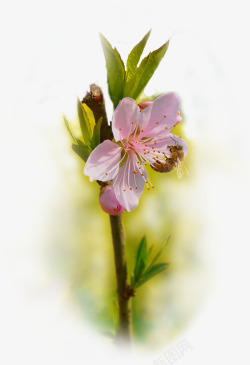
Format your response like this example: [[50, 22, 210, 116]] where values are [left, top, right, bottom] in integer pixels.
[[99, 186, 125, 215], [138, 100, 153, 110]]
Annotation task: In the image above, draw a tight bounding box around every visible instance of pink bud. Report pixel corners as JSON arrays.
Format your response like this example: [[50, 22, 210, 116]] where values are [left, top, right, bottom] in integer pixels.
[[138, 100, 153, 110], [99, 186, 125, 215]]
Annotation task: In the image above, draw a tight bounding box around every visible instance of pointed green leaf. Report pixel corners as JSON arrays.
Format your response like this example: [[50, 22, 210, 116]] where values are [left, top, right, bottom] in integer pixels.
[[126, 29, 151, 81], [82, 103, 95, 135], [147, 244, 153, 258], [91, 117, 103, 150], [123, 41, 169, 100], [63, 116, 77, 143], [72, 143, 91, 162], [147, 235, 171, 271], [134, 236, 147, 282], [77, 99, 91, 146], [75, 137, 85, 146], [99, 33, 125, 108], [135, 263, 169, 288]]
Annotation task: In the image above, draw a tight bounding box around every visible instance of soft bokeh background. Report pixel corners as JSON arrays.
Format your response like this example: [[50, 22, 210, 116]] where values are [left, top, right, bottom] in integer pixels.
[[1, 0, 250, 364]]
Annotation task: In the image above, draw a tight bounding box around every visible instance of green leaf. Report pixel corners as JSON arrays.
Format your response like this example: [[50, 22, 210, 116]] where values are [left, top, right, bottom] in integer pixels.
[[134, 236, 147, 282], [99, 33, 125, 109], [75, 137, 85, 146], [134, 263, 169, 289], [72, 143, 91, 162], [126, 29, 151, 81], [147, 235, 171, 271], [82, 103, 95, 135], [147, 244, 153, 258], [77, 99, 91, 146], [123, 41, 169, 100], [63, 116, 77, 143], [91, 117, 103, 150]]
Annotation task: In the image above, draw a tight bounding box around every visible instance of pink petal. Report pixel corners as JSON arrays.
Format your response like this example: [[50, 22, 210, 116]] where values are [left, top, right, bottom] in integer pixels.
[[99, 186, 125, 215], [146, 133, 188, 158], [139, 93, 180, 138], [113, 152, 147, 211], [84, 140, 122, 182], [112, 98, 140, 142]]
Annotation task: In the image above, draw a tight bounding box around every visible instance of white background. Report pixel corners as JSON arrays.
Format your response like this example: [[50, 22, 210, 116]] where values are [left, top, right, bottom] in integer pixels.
[[0, 0, 250, 364]]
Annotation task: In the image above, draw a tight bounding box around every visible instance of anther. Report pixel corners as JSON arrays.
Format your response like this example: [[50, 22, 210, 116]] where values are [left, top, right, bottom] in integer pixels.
[[133, 170, 137, 174], [165, 127, 168, 130], [105, 173, 108, 175], [129, 187, 132, 190], [156, 122, 159, 125], [164, 115, 166, 118], [119, 128, 122, 131]]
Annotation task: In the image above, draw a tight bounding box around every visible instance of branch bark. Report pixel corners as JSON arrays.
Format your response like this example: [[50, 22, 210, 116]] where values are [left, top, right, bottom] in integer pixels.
[[81, 84, 113, 142], [109, 214, 133, 343]]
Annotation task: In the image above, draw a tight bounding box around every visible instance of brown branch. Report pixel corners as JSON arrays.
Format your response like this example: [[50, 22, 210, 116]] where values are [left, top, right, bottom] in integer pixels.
[[109, 214, 133, 344]]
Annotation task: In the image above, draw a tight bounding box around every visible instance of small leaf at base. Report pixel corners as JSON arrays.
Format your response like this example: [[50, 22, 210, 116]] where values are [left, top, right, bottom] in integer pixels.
[[72, 143, 91, 162], [134, 263, 169, 289], [134, 236, 147, 282]]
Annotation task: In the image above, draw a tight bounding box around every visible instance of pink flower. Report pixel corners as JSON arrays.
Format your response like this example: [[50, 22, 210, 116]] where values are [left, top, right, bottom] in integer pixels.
[[99, 186, 125, 215], [84, 93, 188, 212]]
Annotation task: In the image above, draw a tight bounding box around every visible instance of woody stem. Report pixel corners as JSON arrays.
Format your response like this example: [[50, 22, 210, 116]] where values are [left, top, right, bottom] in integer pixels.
[[109, 214, 132, 343]]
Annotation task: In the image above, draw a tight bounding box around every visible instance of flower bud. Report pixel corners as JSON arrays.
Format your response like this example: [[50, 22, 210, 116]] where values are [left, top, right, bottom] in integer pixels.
[[99, 186, 125, 215], [138, 100, 153, 110]]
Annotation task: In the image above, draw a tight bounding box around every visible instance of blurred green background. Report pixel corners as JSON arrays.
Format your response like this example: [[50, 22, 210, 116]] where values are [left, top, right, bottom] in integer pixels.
[[46, 115, 207, 348]]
